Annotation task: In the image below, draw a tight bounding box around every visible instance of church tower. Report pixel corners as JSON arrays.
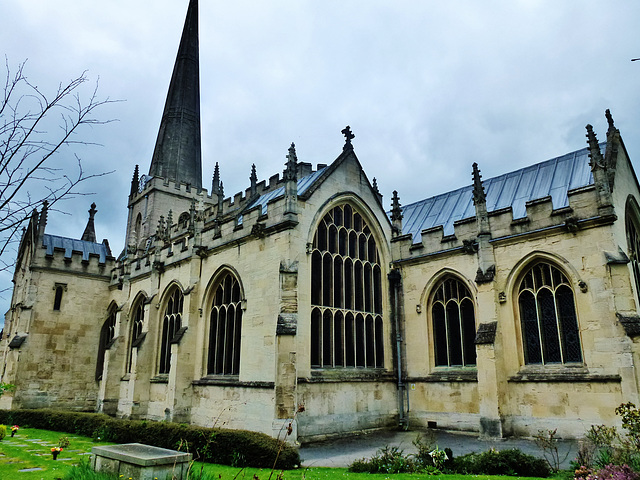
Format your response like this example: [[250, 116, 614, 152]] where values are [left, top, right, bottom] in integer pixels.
[[125, 0, 212, 253]]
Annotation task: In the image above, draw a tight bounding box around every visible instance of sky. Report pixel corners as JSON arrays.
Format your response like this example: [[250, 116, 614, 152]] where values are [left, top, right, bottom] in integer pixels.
[[1, 1, 639, 321]]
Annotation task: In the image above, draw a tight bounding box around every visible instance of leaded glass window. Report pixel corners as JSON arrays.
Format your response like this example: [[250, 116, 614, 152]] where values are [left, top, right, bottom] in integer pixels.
[[96, 308, 117, 381], [127, 299, 145, 373], [626, 213, 640, 307], [518, 262, 582, 364], [207, 271, 243, 375], [311, 204, 384, 369], [159, 288, 183, 374], [432, 277, 476, 367]]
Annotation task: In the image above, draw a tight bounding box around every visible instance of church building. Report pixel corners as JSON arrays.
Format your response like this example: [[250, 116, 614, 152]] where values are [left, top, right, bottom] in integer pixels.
[[2, 0, 640, 442]]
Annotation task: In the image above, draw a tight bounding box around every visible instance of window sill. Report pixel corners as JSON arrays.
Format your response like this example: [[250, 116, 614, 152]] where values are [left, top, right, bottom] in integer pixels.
[[192, 377, 274, 389], [150, 374, 169, 384], [300, 368, 394, 383], [410, 369, 478, 383], [509, 366, 621, 383]]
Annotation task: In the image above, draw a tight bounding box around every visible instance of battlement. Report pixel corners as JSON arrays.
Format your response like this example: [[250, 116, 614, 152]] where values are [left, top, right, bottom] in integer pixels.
[[392, 183, 602, 262], [37, 234, 115, 276], [129, 175, 214, 205]]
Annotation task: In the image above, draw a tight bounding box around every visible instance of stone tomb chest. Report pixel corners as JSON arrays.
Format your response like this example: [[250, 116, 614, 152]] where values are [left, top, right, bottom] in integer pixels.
[[92, 443, 192, 480]]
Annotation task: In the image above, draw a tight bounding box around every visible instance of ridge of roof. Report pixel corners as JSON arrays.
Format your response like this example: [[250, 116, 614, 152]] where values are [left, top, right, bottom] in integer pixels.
[[398, 144, 600, 241], [42, 234, 112, 264]]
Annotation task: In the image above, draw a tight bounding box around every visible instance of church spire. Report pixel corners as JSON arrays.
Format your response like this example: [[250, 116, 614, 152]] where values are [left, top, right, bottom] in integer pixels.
[[148, 0, 202, 189]]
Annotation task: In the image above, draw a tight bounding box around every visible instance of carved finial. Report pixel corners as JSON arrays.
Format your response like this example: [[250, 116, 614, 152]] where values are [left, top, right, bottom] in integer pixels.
[[156, 215, 166, 241], [166, 210, 173, 231], [130, 165, 140, 196], [284, 142, 298, 181], [605, 109, 616, 135], [250, 163, 257, 185], [81, 203, 97, 242], [212, 162, 221, 196], [37, 200, 49, 237], [189, 200, 196, 231], [472, 163, 486, 205], [372, 178, 380, 195], [586, 124, 604, 169], [341, 126, 355, 151], [391, 191, 403, 222]]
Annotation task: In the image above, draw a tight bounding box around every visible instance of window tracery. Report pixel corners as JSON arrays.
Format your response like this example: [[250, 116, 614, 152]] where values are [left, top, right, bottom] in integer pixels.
[[431, 277, 476, 367], [310, 203, 384, 369], [96, 308, 117, 381], [626, 209, 640, 307], [159, 288, 183, 374], [127, 299, 145, 373], [207, 271, 243, 375], [518, 262, 582, 364]]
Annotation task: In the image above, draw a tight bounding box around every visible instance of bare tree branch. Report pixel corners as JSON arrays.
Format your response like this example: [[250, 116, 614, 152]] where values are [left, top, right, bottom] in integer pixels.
[[0, 57, 117, 274]]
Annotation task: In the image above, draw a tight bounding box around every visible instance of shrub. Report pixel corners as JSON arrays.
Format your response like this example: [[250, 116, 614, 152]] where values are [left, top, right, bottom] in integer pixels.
[[348, 445, 422, 474], [0, 424, 5, 441], [453, 448, 551, 477], [586, 464, 640, 480], [0, 408, 300, 469]]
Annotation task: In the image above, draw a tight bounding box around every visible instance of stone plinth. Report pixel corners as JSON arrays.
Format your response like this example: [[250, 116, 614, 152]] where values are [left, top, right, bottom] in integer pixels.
[[92, 443, 192, 480]]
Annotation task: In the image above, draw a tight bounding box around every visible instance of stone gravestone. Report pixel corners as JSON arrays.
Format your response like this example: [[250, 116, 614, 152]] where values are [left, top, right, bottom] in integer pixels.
[[92, 443, 192, 480]]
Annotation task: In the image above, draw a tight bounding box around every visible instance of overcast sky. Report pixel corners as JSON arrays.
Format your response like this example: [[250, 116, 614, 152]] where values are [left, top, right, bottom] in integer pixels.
[[1, 1, 639, 321]]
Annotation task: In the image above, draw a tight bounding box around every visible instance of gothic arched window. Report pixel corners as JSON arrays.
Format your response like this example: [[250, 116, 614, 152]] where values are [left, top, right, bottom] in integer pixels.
[[126, 298, 145, 373], [159, 287, 183, 374], [96, 308, 117, 381], [518, 262, 582, 364], [207, 271, 243, 375], [431, 277, 476, 367], [626, 205, 640, 307], [310, 203, 384, 369]]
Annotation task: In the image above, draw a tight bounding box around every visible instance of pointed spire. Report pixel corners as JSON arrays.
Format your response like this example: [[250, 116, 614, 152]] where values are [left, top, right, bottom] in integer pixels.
[[148, 0, 202, 188], [586, 124, 604, 170], [212, 162, 221, 195], [81, 203, 97, 242], [130, 165, 140, 196], [167, 210, 173, 230], [217, 181, 224, 216], [604, 109, 620, 190], [472, 163, 486, 205], [284, 142, 298, 181], [605, 109, 616, 136], [341, 126, 355, 151], [250, 164, 258, 197], [390, 191, 403, 236], [372, 178, 382, 203], [586, 124, 614, 213]]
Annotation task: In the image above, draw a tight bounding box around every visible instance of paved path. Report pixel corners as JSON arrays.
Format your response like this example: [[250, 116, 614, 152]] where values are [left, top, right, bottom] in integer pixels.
[[299, 429, 578, 469]]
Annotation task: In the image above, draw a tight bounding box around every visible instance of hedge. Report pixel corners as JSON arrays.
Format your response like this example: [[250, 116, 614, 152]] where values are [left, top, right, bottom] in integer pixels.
[[0, 409, 300, 469]]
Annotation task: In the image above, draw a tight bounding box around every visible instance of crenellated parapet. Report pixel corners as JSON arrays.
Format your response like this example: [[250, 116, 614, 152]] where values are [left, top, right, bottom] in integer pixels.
[[392, 141, 611, 266], [114, 158, 329, 285]]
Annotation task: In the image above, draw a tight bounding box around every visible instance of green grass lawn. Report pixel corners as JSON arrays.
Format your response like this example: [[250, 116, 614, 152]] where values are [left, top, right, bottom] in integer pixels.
[[0, 427, 562, 480], [0, 427, 113, 479]]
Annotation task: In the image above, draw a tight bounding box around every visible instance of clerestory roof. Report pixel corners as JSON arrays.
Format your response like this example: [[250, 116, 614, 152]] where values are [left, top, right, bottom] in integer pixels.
[[42, 234, 112, 264], [399, 144, 600, 242]]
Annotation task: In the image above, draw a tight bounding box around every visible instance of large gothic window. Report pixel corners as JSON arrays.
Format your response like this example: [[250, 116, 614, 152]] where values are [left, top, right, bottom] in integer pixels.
[[126, 298, 145, 373], [96, 308, 117, 381], [626, 208, 640, 307], [159, 287, 183, 374], [431, 277, 476, 367], [310, 204, 384, 369], [207, 271, 243, 375], [518, 262, 582, 364]]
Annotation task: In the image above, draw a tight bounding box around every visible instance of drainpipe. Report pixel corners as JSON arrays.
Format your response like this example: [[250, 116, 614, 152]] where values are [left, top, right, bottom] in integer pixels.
[[388, 268, 406, 428]]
